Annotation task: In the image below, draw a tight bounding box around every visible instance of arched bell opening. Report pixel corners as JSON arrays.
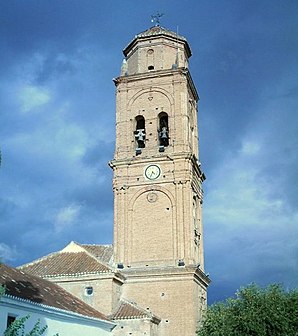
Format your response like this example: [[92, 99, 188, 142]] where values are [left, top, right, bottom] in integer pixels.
[[134, 115, 146, 153], [158, 112, 169, 148]]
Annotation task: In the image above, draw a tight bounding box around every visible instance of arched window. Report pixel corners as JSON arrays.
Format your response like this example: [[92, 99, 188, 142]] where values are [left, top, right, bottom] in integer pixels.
[[136, 115, 145, 131], [158, 112, 169, 147], [134, 115, 146, 152]]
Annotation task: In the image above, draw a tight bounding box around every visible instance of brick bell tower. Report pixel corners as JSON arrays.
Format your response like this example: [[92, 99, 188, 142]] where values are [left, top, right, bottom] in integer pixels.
[[110, 25, 210, 336]]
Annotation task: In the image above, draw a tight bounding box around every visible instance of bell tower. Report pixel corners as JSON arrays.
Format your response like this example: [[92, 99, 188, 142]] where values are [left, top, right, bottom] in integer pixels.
[[110, 26, 210, 336]]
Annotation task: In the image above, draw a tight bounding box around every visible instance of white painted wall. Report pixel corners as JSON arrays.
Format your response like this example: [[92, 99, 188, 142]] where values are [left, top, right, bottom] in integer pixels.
[[0, 296, 115, 336]]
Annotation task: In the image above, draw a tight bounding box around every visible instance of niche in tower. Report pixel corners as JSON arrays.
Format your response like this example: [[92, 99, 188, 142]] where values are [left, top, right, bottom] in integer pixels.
[[147, 48, 155, 71], [158, 112, 169, 150], [134, 115, 146, 154]]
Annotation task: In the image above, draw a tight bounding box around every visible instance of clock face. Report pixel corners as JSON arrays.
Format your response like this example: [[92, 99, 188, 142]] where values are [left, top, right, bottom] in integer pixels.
[[145, 164, 161, 180]]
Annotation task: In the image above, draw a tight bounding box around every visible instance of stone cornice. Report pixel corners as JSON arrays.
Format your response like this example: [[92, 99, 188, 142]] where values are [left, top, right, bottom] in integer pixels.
[[120, 265, 211, 288], [110, 152, 196, 168], [113, 68, 199, 101], [44, 271, 125, 284]]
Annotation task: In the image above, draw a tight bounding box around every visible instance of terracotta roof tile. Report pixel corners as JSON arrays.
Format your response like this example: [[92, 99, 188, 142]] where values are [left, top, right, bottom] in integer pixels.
[[110, 300, 160, 323], [80, 244, 113, 264], [0, 264, 109, 320], [19, 251, 111, 277]]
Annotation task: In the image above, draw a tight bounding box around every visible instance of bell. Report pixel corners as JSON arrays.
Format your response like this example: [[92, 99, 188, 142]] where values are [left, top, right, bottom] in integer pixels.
[[161, 127, 168, 139]]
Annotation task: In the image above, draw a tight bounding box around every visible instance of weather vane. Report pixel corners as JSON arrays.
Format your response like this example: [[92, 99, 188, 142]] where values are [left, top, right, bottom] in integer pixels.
[[151, 12, 164, 26]]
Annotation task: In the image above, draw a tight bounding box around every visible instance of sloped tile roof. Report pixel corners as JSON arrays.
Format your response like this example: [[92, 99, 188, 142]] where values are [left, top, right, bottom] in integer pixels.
[[80, 244, 113, 264], [137, 26, 187, 42], [19, 251, 111, 277], [110, 300, 160, 323], [123, 26, 191, 58], [0, 264, 109, 320]]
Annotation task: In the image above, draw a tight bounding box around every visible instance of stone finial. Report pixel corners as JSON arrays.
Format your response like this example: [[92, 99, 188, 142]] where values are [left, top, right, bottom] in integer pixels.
[[120, 59, 128, 76]]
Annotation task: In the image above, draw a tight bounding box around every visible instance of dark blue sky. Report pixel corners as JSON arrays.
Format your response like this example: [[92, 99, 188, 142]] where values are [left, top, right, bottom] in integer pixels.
[[0, 0, 297, 304]]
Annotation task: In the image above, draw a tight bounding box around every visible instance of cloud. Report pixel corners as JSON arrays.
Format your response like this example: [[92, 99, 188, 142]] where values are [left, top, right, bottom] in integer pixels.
[[0, 243, 18, 263], [54, 204, 82, 233], [18, 85, 50, 113], [204, 110, 298, 302], [241, 141, 260, 155]]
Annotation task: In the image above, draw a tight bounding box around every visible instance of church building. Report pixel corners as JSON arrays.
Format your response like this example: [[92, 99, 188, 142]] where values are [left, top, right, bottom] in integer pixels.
[[19, 25, 210, 336]]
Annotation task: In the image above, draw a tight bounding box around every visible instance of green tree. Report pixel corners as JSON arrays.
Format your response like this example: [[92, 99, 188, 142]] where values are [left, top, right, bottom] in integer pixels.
[[197, 283, 298, 336], [0, 284, 5, 296], [4, 315, 47, 336]]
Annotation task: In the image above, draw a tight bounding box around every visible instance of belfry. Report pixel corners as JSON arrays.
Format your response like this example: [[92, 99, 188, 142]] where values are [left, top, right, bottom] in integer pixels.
[[110, 25, 210, 335], [18, 25, 210, 336]]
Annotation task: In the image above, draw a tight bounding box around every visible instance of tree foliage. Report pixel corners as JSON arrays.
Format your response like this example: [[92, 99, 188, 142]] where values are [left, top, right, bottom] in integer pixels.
[[4, 315, 47, 336], [197, 283, 298, 336], [0, 284, 5, 296]]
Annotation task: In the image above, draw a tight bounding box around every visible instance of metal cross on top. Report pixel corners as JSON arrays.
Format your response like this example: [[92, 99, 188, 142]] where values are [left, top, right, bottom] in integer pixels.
[[151, 12, 164, 26]]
